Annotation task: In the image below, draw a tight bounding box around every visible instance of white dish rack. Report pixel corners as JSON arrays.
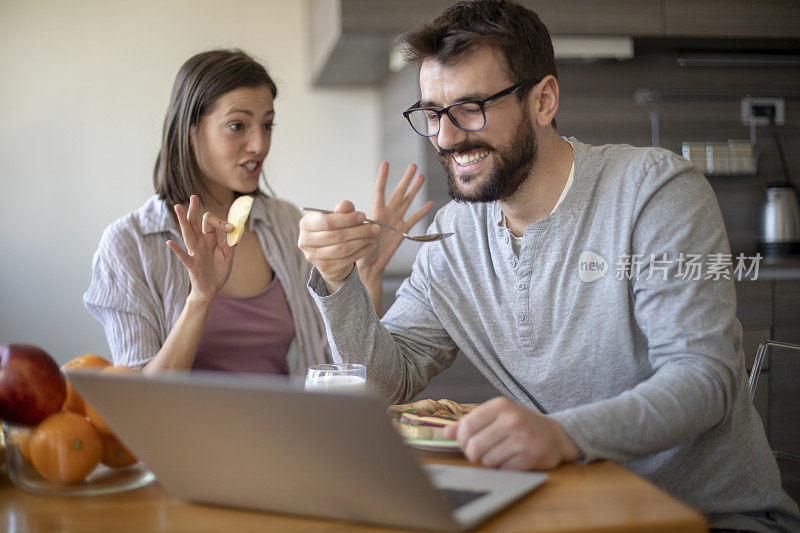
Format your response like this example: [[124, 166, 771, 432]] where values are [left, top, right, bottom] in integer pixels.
[[681, 140, 758, 176], [634, 89, 773, 177]]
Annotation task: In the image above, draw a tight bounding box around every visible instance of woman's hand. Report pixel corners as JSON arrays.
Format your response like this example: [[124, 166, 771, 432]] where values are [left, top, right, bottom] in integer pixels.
[[166, 195, 235, 305], [357, 162, 434, 278], [356, 162, 434, 314]]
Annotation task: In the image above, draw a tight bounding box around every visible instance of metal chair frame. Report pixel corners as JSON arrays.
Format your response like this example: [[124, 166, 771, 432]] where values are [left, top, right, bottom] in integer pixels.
[[748, 339, 800, 463]]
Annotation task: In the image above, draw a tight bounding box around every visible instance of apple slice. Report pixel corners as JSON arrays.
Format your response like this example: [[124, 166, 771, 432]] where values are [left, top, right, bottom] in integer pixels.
[[226, 195, 254, 246]]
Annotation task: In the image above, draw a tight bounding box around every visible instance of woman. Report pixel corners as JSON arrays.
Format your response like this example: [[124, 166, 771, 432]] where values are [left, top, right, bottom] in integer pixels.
[[83, 49, 431, 375]]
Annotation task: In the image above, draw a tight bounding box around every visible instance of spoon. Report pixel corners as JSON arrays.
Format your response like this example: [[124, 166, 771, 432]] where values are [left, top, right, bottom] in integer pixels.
[[301, 207, 454, 243]]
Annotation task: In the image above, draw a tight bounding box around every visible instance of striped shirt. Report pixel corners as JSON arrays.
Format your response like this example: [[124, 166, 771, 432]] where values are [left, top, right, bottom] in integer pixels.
[[83, 193, 330, 375]]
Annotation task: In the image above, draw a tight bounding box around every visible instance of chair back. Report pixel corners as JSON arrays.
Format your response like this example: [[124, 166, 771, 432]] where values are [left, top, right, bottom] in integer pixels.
[[748, 340, 800, 464]]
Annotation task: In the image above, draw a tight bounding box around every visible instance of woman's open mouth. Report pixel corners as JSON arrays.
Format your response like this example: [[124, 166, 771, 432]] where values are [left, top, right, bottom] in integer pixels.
[[241, 161, 261, 177]]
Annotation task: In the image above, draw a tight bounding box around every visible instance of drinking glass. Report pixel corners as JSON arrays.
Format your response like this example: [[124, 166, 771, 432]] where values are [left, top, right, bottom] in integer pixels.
[[304, 363, 367, 394]]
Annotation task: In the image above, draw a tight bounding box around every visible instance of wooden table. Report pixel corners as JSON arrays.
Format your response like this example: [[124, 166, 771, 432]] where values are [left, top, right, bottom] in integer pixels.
[[0, 454, 707, 532]]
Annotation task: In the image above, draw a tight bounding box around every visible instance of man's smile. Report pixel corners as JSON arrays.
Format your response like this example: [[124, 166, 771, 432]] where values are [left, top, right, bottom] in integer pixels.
[[453, 150, 491, 168]]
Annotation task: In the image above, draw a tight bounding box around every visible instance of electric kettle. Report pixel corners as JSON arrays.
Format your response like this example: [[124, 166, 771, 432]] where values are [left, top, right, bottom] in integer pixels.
[[757, 112, 800, 258], [759, 183, 800, 258]]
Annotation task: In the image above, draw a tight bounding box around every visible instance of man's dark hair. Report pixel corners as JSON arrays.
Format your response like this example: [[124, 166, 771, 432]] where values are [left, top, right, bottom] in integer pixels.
[[153, 49, 277, 206], [399, 0, 557, 91]]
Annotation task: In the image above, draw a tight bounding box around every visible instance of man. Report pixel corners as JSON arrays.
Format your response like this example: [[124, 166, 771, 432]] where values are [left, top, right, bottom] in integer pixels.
[[297, 1, 800, 530]]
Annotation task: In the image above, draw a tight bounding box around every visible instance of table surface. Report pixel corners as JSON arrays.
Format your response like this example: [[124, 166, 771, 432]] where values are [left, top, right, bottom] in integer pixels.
[[0, 453, 707, 533]]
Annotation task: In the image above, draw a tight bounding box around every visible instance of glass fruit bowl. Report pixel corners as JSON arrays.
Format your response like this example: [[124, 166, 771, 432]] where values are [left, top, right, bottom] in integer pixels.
[[2, 420, 154, 496]]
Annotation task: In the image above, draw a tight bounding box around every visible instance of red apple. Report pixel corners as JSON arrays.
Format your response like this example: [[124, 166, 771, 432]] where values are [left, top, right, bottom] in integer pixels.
[[0, 344, 67, 426]]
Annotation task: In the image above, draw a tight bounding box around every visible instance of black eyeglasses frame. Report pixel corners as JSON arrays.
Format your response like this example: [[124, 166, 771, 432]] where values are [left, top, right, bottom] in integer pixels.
[[402, 79, 537, 138]]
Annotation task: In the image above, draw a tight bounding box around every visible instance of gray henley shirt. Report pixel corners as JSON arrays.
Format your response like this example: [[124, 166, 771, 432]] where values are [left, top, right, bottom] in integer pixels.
[[308, 139, 800, 532]]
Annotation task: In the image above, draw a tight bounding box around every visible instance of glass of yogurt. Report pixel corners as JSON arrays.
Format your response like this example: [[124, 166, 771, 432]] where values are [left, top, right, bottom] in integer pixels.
[[304, 363, 367, 394]]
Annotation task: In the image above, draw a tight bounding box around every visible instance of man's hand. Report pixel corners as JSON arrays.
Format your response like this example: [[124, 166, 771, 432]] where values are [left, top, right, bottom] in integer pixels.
[[444, 397, 583, 470], [298, 201, 379, 295]]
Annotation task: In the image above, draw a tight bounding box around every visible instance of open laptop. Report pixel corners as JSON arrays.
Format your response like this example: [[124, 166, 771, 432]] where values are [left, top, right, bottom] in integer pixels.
[[68, 371, 547, 531]]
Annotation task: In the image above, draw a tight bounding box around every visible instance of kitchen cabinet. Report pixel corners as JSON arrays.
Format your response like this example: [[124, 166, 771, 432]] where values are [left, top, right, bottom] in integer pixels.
[[512, 0, 662, 36], [737, 279, 800, 504], [767, 331, 800, 503], [311, 0, 800, 86], [769, 281, 800, 504], [331, 0, 662, 37], [737, 281, 773, 329], [311, 0, 661, 86], [663, 0, 800, 38]]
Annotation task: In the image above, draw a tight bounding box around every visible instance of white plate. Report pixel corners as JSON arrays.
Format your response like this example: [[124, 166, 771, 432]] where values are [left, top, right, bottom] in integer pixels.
[[405, 439, 461, 453]]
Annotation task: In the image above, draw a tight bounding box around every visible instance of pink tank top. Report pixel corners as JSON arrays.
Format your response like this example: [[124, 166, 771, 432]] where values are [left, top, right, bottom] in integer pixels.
[[193, 277, 294, 375]]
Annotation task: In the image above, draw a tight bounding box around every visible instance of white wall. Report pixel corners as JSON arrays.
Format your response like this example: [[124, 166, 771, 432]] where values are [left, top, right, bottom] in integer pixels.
[[0, 0, 381, 364]]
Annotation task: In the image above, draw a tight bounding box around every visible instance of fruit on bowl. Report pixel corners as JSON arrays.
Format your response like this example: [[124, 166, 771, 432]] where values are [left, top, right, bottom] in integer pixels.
[[66, 364, 142, 471], [29, 411, 103, 483], [61, 354, 111, 415], [99, 430, 137, 468], [1, 350, 152, 493], [0, 344, 66, 426]]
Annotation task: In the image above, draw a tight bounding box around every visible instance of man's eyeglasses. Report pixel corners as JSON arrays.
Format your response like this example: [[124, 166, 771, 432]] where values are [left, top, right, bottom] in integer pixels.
[[402, 80, 535, 138]]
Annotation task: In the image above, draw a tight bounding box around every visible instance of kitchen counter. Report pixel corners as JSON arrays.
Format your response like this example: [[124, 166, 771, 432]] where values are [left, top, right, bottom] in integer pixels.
[[751, 257, 800, 280]]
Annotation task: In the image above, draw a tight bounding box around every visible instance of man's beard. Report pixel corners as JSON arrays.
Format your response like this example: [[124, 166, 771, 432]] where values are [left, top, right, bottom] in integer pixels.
[[438, 115, 537, 203]]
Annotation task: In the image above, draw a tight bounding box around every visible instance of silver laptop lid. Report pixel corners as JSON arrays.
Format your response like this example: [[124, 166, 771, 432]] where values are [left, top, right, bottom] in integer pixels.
[[67, 371, 462, 530]]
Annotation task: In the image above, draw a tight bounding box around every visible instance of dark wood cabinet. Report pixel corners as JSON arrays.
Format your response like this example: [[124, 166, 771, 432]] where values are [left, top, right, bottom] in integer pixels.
[[663, 0, 800, 38], [312, 0, 800, 86], [769, 281, 800, 504], [334, 0, 663, 36], [522, 0, 662, 36], [737, 280, 800, 504], [736, 281, 773, 329]]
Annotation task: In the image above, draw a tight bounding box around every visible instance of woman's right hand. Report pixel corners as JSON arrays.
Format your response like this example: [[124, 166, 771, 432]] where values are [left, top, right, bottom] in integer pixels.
[[165, 195, 235, 305]]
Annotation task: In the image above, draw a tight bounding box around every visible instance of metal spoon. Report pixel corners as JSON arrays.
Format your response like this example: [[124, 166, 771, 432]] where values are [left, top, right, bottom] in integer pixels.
[[301, 207, 454, 243]]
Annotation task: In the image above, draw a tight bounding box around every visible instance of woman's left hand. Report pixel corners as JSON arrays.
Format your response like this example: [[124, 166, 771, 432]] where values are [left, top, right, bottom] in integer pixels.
[[356, 162, 433, 314], [357, 162, 434, 278]]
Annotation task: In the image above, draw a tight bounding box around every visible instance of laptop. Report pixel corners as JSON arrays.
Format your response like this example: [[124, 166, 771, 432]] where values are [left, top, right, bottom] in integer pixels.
[[67, 371, 547, 531]]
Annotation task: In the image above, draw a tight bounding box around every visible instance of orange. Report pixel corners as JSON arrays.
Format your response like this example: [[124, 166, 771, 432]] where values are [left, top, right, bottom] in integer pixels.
[[62, 353, 112, 371], [29, 411, 102, 484], [61, 354, 112, 415], [85, 366, 139, 433], [99, 430, 137, 468]]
